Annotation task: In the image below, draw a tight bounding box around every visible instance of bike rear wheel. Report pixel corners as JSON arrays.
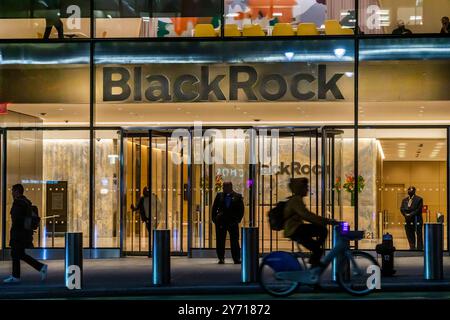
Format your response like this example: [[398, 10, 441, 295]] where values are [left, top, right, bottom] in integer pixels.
[[336, 251, 379, 296], [259, 252, 301, 297]]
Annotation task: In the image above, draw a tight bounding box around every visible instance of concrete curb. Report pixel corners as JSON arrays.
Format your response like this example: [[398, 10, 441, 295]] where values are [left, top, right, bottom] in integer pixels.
[[1, 280, 450, 299]]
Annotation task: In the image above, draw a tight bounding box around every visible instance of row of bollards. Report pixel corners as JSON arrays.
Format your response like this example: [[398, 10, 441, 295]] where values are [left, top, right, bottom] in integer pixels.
[[63, 228, 259, 289], [63, 223, 444, 290], [151, 227, 259, 286]]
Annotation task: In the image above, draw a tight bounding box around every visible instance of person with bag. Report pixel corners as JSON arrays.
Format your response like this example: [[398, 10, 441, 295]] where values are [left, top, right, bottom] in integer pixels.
[[211, 182, 244, 265], [3, 184, 47, 284], [284, 178, 338, 269]]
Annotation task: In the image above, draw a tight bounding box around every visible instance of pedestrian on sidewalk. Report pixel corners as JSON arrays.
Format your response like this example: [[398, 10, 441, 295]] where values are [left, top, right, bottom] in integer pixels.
[[211, 182, 244, 265], [3, 184, 48, 284]]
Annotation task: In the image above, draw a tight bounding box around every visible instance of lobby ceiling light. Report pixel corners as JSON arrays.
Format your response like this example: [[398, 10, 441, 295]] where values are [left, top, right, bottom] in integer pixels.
[[334, 48, 346, 59], [273, 12, 283, 17], [284, 52, 295, 61], [345, 72, 354, 78]]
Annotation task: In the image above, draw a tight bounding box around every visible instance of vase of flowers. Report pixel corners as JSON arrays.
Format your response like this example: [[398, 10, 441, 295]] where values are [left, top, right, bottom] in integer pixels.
[[335, 174, 365, 207], [214, 174, 223, 192]]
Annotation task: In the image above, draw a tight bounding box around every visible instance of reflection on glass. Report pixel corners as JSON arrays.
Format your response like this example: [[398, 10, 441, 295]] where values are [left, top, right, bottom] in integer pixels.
[[6, 130, 90, 248], [358, 129, 448, 251], [94, 0, 221, 38], [359, 0, 448, 35], [95, 131, 120, 248], [224, 0, 354, 37], [0, 0, 91, 39]]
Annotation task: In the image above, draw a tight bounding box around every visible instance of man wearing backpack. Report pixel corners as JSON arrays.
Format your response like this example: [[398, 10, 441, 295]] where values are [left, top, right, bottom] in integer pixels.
[[284, 178, 338, 269], [3, 184, 48, 284], [212, 182, 244, 265]]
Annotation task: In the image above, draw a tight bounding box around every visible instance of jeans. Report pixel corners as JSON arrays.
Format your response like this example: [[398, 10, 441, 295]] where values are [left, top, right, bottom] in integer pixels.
[[11, 246, 44, 278]]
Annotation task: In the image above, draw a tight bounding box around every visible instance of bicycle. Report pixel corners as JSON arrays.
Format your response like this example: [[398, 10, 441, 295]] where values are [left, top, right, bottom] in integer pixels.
[[259, 222, 379, 297]]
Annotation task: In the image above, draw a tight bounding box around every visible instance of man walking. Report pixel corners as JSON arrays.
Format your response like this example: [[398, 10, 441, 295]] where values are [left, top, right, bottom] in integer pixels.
[[3, 184, 47, 284], [400, 186, 424, 250], [212, 182, 244, 264]]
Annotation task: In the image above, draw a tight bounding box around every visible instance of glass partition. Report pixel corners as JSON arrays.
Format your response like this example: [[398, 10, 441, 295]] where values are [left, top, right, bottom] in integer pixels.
[[94, 39, 355, 127], [358, 128, 447, 251], [94, 130, 121, 248], [6, 130, 90, 249], [94, 0, 222, 38], [224, 0, 355, 37], [0, 0, 91, 39], [359, 0, 450, 35], [0, 43, 90, 128]]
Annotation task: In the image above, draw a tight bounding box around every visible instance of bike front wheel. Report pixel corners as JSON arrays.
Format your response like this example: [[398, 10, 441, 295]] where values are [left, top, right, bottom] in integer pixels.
[[336, 251, 379, 296], [259, 252, 301, 297]]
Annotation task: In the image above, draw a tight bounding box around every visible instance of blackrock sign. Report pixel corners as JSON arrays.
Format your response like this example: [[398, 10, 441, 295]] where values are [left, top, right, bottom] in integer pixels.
[[101, 63, 350, 103]]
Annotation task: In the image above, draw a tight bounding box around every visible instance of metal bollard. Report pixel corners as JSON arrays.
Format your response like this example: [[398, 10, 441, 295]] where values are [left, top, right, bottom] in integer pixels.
[[65, 232, 83, 290], [424, 223, 443, 280], [331, 225, 349, 282], [241, 227, 259, 283], [152, 229, 171, 286]]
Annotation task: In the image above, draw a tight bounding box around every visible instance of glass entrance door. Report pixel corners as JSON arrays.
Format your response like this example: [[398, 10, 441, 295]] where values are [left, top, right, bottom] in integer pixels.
[[123, 130, 188, 255], [257, 128, 321, 253], [190, 128, 253, 253]]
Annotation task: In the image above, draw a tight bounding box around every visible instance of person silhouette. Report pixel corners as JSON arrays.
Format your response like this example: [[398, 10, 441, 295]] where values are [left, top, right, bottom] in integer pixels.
[[211, 182, 244, 264], [37, 0, 64, 39]]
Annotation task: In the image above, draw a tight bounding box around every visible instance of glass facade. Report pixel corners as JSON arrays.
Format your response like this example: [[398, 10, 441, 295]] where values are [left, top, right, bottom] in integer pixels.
[[1, 1, 450, 258]]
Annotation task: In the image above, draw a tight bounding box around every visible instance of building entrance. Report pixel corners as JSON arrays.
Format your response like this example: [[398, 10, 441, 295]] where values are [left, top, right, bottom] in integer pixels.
[[123, 130, 188, 255], [123, 127, 348, 256]]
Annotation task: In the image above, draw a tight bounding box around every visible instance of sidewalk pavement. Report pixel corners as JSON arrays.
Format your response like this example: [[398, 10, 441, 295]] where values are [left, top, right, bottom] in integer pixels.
[[1, 255, 449, 299]]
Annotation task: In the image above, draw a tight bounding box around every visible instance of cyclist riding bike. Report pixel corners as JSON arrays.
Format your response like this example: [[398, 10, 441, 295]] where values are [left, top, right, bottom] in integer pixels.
[[284, 177, 339, 270]]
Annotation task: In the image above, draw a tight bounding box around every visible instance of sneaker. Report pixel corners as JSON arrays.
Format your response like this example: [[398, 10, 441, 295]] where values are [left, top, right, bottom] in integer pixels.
[[3, 276, 21, 284], [40, 264, 48, 281], [218, 259, 225, 264]]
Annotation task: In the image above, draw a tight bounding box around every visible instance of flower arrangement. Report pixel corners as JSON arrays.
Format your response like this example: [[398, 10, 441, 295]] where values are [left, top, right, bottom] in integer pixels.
[[335, 174, 365, 206], [214, 174, 223, 192]]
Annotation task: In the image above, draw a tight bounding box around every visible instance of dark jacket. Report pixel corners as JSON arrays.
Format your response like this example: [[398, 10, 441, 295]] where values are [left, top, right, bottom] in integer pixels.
[[211, 192, 244, 225], [441, 24, 450, 35], [283, 195, 334, 238], [400, 195, 423, 223], [133, 193, 161, 222], [392, 27, 412, 35], [10, 195, 34, 248]]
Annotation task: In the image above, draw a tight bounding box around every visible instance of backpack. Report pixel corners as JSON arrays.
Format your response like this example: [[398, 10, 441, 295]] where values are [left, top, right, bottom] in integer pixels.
[[268, 200, 288, 231], [24, 203, 40, 232]]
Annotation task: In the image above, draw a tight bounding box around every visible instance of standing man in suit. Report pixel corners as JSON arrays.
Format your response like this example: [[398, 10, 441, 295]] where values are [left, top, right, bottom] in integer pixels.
[[212, 182, 244, 264], [400, 186, 423, 250]]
